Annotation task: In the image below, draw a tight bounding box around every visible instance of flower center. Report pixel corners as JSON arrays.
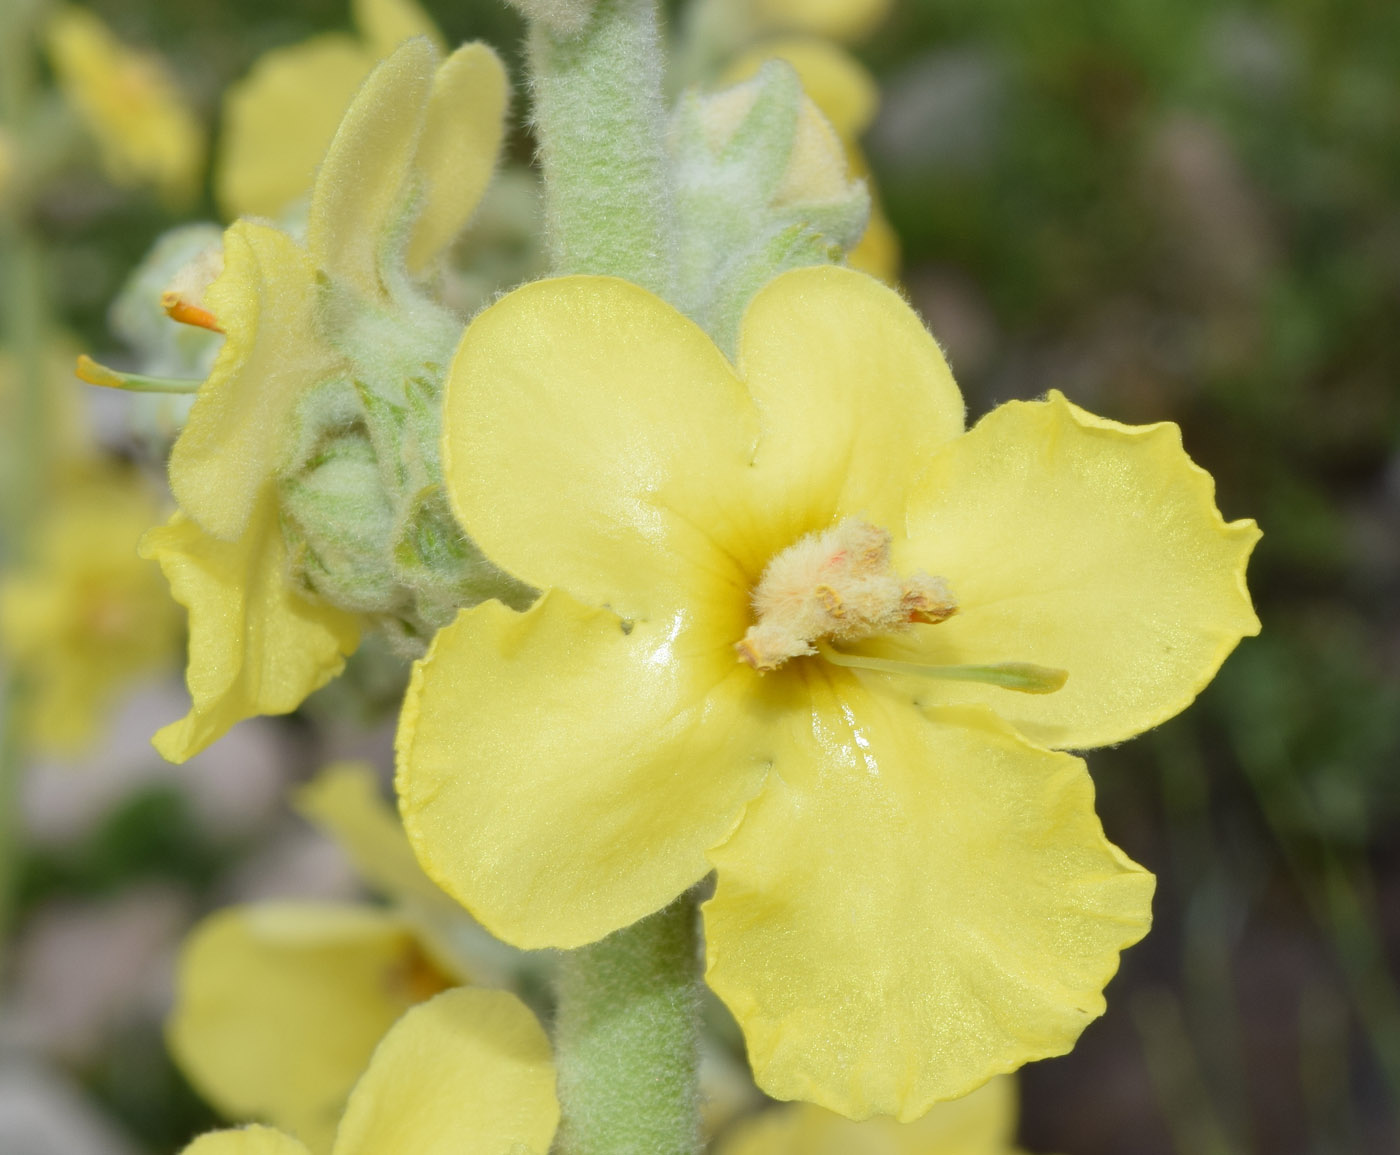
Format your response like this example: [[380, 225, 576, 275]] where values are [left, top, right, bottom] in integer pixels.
[[737, 516, 1069, 695], [737, 516, 956, 672]]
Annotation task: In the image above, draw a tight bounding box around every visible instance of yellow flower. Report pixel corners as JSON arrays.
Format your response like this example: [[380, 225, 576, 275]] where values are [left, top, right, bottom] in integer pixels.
[[726, 38, 898, 280], [45, 6, 204, 202], [171, 903, 454, 1155], [143, 37, 509, 763], [178, 987, 559, 1155], [0, 342, 89, 479], [396, 267, 1260, 1118], [168, 763, 484, 1152], [752, 0, 892, 43], [217, 0, 444, 220], [0, 465, 180, 754], [720, 1077, 1023, 1155], [696, 0, 892, 47]]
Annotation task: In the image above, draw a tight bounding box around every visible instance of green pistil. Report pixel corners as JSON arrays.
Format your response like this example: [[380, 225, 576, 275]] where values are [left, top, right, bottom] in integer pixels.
[[818, 643, 1069, 695], [75, 354, 201, 394]]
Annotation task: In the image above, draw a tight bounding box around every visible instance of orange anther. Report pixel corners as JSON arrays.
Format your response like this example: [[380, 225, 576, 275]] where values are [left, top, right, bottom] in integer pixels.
[[161, 290, 223, 333]]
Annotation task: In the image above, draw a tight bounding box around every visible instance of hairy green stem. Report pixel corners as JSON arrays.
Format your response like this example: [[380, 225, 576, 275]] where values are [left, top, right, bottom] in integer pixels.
[[522, 4, 703, 1150], [527, 0, 677, 299], [552, 894, 703, 1155]]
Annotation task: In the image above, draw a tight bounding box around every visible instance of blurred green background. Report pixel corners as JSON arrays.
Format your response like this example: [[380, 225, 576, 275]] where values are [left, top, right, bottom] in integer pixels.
[[3, 1, 1398, 1152]]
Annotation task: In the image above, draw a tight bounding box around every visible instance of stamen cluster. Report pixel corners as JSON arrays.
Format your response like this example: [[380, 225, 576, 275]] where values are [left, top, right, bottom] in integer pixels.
[[737, 515, 957, 671]]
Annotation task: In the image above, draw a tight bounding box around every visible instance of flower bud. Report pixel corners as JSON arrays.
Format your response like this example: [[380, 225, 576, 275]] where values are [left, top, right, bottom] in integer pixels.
[[670, 60, 869, 351]]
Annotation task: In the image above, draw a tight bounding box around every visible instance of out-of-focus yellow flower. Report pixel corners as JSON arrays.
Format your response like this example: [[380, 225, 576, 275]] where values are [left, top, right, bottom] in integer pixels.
[[727, 38, 897, 279], [720, 1077, 1023, 1155], [178, 988, 559, 1155], [170, 903, 452, 1155], [169, 763, 486, 1153], [753, 0, 892, 43], [45, 6, 204, 202], [144, 38, 509, 762], [0, 465, 179, 753], [397, 267, 1260, 1118], [723, 1081, 1020, 1155], [217, 0, 443, 219], [695, 0, 891, 49], [0, 342, 88, 477]]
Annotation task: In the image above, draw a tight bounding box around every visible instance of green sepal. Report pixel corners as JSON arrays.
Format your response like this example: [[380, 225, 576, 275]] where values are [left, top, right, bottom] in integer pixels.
[[279, 433, 403, 616], [392, 484, 537, 631]]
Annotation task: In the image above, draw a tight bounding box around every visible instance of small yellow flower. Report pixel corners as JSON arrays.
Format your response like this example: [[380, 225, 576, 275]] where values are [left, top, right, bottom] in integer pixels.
[[396, 267, 1260, 1118], [0, 342, 89, 478], [45, 6, 205, 202], [0, 465, 180, 754], [727, 38, 898, 279], [720, 1077, 1023, 1155], [178, 987, 559, 1155], [171, 903, 453, 1155], [217, 0, 443, 220], [696, 0, 892, 48], [144, 37, 509, 763], [167, 764, 477, 1154], [753, 0, 892, 43]]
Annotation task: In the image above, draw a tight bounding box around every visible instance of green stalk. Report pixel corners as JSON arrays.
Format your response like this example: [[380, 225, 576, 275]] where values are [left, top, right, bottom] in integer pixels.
[[521, 3, 702, 1150], [526, 0, 677, 300], [0, 0, 50, 974], [552, 894, 702, 1155], [1232, 728, 1400, 1105]]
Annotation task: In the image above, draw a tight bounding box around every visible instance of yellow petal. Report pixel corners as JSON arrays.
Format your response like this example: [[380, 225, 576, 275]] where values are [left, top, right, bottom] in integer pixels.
[[295, 762, 448, 912], [307, 38, 435, 299], [396, 590, 769, 950], [46, 7, 205, 201], [170, 220, 340, 541], [405, 43, 509, 274], [725, 38, 878, 141], [355, 0, 445, 57], [737, 266, 962, 539], [141, 501, 360, 763], [754, 0, 892, 42], [441, 275, 758, 623], [898, 390, 1261, 750], [294, 762, 475, 982], [331, 988, 558, 1155], [182, 1125, 312, 1155], [719, 1077, 1019, 1155], [0, 465, 179, 754], [169, 903, 448, 1155], [704, 680, 1153, 1120], [217, 36, 372, 220]]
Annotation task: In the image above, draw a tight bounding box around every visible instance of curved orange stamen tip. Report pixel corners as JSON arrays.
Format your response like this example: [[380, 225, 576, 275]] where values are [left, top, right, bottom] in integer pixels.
[[161, 290, 223, 333], [75, 353, 125, 389]]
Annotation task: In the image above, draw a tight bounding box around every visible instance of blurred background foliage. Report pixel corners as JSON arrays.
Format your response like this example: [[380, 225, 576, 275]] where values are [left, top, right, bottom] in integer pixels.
[[1, 0, 1397, 1153]]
